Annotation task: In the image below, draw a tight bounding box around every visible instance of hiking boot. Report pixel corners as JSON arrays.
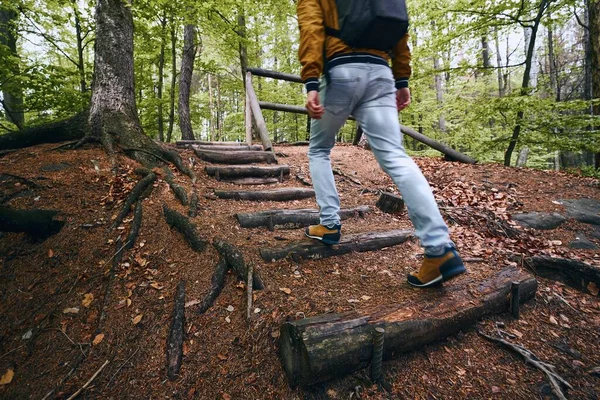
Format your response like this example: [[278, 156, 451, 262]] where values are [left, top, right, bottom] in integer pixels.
[[407, 247, 466, 287], [305, 224, 341, 245]]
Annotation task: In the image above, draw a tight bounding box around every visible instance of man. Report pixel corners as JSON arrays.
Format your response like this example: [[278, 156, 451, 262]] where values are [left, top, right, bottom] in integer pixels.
[[297, 0, 466, 287]]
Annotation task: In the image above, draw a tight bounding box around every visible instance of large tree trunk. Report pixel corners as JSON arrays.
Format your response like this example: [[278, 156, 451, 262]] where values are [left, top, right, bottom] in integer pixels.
[[0, 5, 24, 129], [504, 0, 549, 166], [178, 24, 199, 141], [589, 0, 600, 168], [157, 11, 167, 142]]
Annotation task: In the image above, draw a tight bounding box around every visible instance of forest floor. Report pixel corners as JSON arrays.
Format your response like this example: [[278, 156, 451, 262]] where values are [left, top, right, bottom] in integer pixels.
[[0, 142, 599, 399]]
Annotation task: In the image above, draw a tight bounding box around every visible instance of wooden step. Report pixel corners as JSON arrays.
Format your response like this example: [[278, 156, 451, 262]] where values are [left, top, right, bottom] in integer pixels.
[[236, 206, 370, 229], [279, 267, 537, 387], [260, 229, 412, 262], [191, 144, 264, 151], [206, 165, 290, 180], [176, 140, 248, 146], [214, 188, 315, 202], [194, 148, 277, 165], [226, 177, 280, 185]]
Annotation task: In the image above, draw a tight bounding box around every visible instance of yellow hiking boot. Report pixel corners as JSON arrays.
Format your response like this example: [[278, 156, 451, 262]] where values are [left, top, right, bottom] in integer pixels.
[[407, 247, 466, 287], [304, 224, 341, 245]]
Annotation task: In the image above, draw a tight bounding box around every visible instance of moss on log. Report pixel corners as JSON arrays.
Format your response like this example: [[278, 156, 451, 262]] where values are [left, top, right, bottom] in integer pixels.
[[163, 204, 207, 252]]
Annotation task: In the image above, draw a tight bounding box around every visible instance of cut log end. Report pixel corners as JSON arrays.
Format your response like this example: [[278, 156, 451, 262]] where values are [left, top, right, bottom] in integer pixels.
[[376, 192, 405, 215]]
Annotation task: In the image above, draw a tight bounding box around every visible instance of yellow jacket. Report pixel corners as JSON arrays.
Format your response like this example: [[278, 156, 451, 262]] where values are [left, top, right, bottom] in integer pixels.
[[297, 0, 412, 92]]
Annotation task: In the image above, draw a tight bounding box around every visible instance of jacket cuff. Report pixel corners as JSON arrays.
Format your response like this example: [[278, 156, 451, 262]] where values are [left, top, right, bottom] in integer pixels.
[[304, 78, 320, 92], [395, 78, 409, 89]]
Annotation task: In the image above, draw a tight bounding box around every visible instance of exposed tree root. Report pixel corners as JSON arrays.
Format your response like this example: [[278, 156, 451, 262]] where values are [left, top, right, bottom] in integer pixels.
[[166, 281, 186, 381], [163, 167, 189, 206], [188, 192, 199, 218], [163, 204, 207, 252], [213, 239, 264, 290], [0, 207, 64, 239], [198, 258, 229, 314], [124, 202, 143, 251], [477, 329, 572, 400], [113, 172, 156, 228]]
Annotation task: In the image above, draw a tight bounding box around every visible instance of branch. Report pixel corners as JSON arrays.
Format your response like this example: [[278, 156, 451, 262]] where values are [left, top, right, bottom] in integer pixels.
[[573, 6, 589, 30]]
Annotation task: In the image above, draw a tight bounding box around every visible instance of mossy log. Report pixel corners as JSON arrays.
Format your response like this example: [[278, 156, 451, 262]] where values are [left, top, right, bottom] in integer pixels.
[[163, 204, 207, 252], [376, 192, 405, 214], [166, 280, 186, 381], [214, 188, 315, 202], [226, 177, 280, 185], [279, 267, 537, 387], [205, 165, 290, 180], [525, 256, 600, 296], [260, 229, 413, 262], [0, 206, 64, 239], [213, 240, 264, 290], [236, 206, 370, 230], [194, 148, 277, 165], [198, 258, 229, 314]]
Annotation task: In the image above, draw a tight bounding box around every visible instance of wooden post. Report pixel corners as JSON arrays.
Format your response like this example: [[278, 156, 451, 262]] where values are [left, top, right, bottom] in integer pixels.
[[245, 76, 252, 145], [245, 72, 273, 151], [511, 281, 520, 319]]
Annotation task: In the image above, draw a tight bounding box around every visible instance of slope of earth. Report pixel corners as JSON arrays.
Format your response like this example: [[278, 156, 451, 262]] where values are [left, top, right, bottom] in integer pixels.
[[0, 142, 598, 399]]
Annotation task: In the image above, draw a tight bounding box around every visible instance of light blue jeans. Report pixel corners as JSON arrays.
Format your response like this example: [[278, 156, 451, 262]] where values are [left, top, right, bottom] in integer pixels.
[[308, 63, 452, 256]]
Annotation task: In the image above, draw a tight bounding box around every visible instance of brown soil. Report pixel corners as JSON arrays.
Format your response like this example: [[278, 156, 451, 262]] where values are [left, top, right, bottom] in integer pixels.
[[0, 142, 599, 399]]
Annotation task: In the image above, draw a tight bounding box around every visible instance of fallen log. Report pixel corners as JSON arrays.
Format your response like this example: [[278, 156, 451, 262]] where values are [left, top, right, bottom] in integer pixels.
[[194, 148, 277, 165], [163, 204, 207, 252], [260, 229, 412, 262], [205, 165, 290, 180], [176, 140, 245, 146], [214, 188, 315, 202], [525, 256, 600, 296], [376, 192, 405, 214], [236, 206, 370, 230], [166, 281, 186, 381], [191, 144, 263, 152], [0, 206, 65, 239], [213, 240, 264, 290], [279, 267, 537, 387], [198, 259, 229, 314], [226, 177, 280, 185]]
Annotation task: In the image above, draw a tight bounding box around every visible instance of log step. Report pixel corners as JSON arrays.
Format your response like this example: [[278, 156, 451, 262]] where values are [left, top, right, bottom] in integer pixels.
[[260, 229, 413, 262], [236, 206, 370, 230], [226, 177, 280, 185], [177, 140, 248, 146], [206, 165, 290, 180], [194, 148, 277, 165], [279, 267, 537, 387], [192, 144, 264, 151], [214, 188, 315, 202]]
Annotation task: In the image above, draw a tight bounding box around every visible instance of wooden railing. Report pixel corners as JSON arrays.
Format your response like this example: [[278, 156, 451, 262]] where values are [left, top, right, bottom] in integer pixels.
[[245, 67, 476, 164]]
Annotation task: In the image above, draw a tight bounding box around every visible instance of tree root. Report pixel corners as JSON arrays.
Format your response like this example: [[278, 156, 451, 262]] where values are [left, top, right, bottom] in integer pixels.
[[166, 281, 186, 381], [162, 204, 207, 252], [113, 172, 156, 228], [0, 207, 65, 240], [163, 167, 189, 206], [213, 240, 264, 290], [188, 192, 199, 218], [124, 202, 143, 251], [198, 258, 229, 314], [477, 329, 572, 400]]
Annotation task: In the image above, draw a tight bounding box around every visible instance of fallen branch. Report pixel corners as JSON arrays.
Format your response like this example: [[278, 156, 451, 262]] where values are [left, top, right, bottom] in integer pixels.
[[198, 259, 229, 314], [167, 281, 186, 381], [163, 204, 207, 252], [477, 330, 572, 400], [247, 264, 254, 321], [333, 167, 361, 185], [213, 240, 264, 290], [65, 359, 109, 400]]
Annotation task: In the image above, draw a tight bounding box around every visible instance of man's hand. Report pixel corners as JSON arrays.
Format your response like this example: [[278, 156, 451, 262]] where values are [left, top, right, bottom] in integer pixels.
[[396, 87, 411, 112], [306, 90, 325, 119]]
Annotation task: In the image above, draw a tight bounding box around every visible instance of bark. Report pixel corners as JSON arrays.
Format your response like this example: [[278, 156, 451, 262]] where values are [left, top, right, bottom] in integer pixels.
[[0, 5, 24, 128], [208, 74, 214, 140], [504, 0, 549, 166], [260, 229, 413, 262], [481, 35, 491, 68], [494, 28, 505, 98], [113, 172, 156, 228], [525, 256, 600, 296], [0, 206, 64, 239], [194, 148, 276, 164], [376, 192, 405, 214], [198, 259, 228, 314], [177, 140, 246, 146], [166, 280, 185, 381], [205, 165, 289, 180], [163, 204, 207, 252], [178, 24, 199, 141], [190, 144, 263, 151], [238, 11, 248, 89], [226, 177, 279, 185], [213, 240, 264, 290], [214, 188, 315, 202], [279, 267, 537, 387], [589, 0, 600, 167], [167, 19, 177, 143], [71, 0, 87, 94], [157, 11, 167, 141], [235, 206, 370, 230]]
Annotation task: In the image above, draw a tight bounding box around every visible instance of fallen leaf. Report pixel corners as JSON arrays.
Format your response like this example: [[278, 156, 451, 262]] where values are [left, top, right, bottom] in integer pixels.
[[254, 308, 261, 314], [150, 282, 163, 290], [92, 333, 104, 345], [226, 305, 234, 312], [361, 295, 372, 301], [510, 329, 523, 338], [492, 386, 501, 393], [48, 249, 54, 258], [457, 367, 466, 376], [132, 314, 143, 325], [0, 369, 14, 385], [225, 316, 231, 323], [549, 315, 558, 325], [82, 293, 94, 308], [222, 394, 231, 400], [217, 354, 228, 361], [63, 307, 80, 315], [588, 282, 599, 296], [126, 298, 132, 307], [279, 287, 292, 295], [185, 299, 201, 308]]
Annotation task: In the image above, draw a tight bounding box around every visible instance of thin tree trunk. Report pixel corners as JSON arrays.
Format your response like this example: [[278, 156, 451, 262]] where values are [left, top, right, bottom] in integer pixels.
[[481, 35, 491, 68], [238, 11, 248, 89], [589, 0, 600, 168], [72, 0, 87, 94], [433, 56, 446, 132], [178, 24, 199, 141], [157, 11, 167, 142], [504, 0, 549, 167], [0, 6, 24, 129], [494, 28, 505, 97], [217, 75, 222, 140], [208, 74, 213, 140], [167, 19, 177, 143]]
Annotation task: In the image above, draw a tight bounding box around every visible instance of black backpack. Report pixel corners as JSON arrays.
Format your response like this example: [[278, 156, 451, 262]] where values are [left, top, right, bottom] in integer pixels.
[[325, 0, 409, 51]]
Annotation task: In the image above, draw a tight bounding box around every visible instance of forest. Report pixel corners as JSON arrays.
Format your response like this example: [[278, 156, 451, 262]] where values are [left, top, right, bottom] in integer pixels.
[[1, 0, 598, 171]]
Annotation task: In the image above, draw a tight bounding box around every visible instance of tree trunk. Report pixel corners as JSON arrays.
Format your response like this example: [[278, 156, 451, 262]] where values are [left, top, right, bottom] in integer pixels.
[[236, 206, 370, 230], [0, 5, 24, 129], [156, 11, 167, 142], [589, 0, 600, 168], [481, 35, 491, 68], [167, 19, 177, 143], [494, 28, 505, 97], [238, 11, 248, 89], [504, 0, 549, 166], [178, 24, 199, 141], [72, 0, 87, 94], [208, 74, 214, 140]]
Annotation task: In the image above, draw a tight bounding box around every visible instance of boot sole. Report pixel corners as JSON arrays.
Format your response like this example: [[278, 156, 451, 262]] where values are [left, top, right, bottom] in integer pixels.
[[407, 263, 466, 288], [304, 232, 340, 245]]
